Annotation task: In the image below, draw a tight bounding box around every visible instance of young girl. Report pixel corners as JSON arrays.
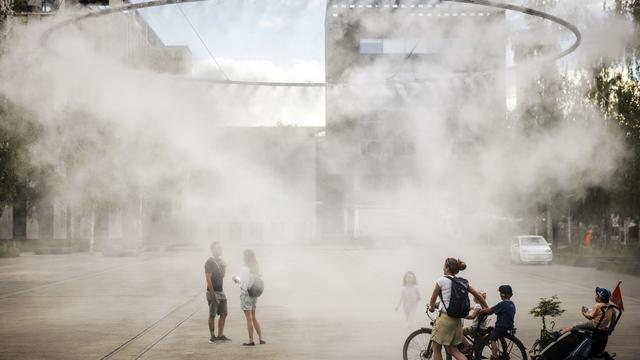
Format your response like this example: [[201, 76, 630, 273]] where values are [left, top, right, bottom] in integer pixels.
[[396, 271, 420, 325]]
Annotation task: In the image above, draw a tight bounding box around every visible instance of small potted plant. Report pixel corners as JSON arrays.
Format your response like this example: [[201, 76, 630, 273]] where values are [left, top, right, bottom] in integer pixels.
[[530, 295, 565, 355]]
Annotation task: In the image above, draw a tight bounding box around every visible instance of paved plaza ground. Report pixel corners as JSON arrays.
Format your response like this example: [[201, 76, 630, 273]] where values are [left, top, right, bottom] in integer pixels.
[[0, 242, 639, 359]]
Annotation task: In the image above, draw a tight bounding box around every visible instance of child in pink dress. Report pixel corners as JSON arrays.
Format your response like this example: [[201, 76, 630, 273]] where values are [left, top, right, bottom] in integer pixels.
[[396, 271, 420, 324]]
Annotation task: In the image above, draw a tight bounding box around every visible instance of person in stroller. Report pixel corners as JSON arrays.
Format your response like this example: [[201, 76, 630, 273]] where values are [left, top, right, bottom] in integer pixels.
[[533, 284, 623, 360], [554, 287, 615, 337]]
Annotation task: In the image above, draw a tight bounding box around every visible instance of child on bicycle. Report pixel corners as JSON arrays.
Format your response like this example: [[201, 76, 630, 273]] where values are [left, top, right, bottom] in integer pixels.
[[479, 285, 516, 360], [460, 289, 488, 352], [396, 271, 420, 325]]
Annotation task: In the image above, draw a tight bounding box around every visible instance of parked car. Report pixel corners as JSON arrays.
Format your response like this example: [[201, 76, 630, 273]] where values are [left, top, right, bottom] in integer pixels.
[[510, 235, 552, 264]]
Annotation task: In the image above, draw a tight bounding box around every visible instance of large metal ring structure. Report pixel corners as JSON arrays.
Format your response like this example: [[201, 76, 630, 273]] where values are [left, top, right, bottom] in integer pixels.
[[42, 0, 581, 88]]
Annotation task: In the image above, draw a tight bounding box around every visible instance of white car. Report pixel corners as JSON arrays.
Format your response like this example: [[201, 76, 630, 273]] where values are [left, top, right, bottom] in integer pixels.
[[510, 235, 553, 264]]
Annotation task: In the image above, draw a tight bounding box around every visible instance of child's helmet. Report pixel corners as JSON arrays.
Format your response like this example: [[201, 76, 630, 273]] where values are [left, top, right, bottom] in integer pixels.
[[595, 287, 611, 301]]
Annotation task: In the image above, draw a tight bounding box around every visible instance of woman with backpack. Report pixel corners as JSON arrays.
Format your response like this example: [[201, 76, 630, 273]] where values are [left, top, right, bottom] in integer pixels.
[[427, 258, 488, 360], [233, 249, 266, 346]]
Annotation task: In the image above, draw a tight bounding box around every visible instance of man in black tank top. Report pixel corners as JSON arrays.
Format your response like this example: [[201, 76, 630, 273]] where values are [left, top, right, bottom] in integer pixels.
[[205, 242, 229, 343]]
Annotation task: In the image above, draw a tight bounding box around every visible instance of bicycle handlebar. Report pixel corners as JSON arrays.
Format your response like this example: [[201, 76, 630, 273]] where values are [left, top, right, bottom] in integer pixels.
[[424, 305, 491, 324], [425, 301, 440, 321]]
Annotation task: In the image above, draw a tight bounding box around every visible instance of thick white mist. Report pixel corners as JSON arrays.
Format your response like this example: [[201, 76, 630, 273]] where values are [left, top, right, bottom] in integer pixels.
[[0, 0, 635, 339]]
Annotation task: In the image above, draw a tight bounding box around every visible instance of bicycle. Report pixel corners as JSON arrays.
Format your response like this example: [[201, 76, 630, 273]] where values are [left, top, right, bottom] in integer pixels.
[[403, 309, 528, 360], [529, 321, 558, 357]]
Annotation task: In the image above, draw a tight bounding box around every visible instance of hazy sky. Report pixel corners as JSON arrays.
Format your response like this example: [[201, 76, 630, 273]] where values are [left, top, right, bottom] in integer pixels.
[[131, 0, 610, 84], [135, 0, 326, 81]]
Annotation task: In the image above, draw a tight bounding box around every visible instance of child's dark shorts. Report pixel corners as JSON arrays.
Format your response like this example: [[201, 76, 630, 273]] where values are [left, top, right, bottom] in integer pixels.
[[490, 327, 510, 341]]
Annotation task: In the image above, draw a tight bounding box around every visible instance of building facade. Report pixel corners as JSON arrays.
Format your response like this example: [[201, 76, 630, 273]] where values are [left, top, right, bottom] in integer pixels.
[[1, 0, 508, 250], [320, 0, 506, 238], [0, 0, 192, 253]]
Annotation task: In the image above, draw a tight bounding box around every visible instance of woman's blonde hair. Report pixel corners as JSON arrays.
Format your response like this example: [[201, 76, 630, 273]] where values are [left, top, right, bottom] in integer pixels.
[[243, 249, 259, 274], [444, 258, 467, 275]]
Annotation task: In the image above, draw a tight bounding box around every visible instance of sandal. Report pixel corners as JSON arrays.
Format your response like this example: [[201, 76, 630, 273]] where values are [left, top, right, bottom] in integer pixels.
[[243, 342, 255, 346]]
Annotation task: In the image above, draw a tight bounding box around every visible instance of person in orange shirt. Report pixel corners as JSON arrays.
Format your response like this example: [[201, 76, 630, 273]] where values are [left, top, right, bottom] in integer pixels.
[[583, 226, 593, 247]]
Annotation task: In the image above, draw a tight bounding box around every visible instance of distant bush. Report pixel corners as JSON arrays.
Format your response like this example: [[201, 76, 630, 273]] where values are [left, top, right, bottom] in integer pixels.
[[11, 0, 32, 13], [0, 243, 20, 257]]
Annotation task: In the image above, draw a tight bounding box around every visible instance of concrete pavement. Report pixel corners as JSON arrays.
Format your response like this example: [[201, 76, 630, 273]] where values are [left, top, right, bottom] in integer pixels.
[[0, 244, 638, 359]]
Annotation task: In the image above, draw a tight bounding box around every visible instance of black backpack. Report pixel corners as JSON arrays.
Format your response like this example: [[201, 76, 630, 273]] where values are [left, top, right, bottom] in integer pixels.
[[248, 275, 264, 298], [440, 276, 470, 318]]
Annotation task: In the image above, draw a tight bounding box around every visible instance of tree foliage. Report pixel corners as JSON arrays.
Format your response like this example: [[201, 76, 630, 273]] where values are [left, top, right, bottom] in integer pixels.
[[0, 96, 43, 214], [616, 0, 640, 23], [590, 67, 640, 142], [584, 0, 640, 216], [49, 109, 130, 215], [0, 97, 130, 220]]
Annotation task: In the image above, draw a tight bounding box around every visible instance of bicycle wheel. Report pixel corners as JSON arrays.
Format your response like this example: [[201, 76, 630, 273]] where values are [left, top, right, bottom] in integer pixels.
[[529, 339, 542, 358], [474, 332, 528, 360], [403, 328, 435, 360]]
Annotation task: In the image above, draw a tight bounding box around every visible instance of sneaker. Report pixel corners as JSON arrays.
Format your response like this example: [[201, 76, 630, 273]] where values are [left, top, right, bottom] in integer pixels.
[[217, 335, 231, 341], [209, 336, 217, 343]]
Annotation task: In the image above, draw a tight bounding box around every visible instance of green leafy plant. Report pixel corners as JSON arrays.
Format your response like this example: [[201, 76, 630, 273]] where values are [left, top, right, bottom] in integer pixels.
[[531, 295, 565, 330], [530, 295, 565, 354]]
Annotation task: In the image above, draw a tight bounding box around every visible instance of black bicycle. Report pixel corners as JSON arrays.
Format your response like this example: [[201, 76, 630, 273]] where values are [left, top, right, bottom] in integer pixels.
[[403, 310, 528, 360]]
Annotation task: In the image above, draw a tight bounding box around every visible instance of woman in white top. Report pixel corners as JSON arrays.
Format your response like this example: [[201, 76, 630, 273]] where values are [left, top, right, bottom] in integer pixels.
[[233, 249, 265, 346], [427, 258, 488, 360]]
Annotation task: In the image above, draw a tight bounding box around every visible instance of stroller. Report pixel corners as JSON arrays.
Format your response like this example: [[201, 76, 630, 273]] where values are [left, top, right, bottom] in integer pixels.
[[531, 303, 622, 360]]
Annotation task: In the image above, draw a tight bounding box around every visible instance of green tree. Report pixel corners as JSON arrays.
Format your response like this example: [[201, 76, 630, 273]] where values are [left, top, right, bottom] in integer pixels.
[[586, 1, 640, 217], [0, 96, 43, 215], [616, 0, 640, 23], [44, 109, 133, 251], [510, 0, 565, 240]]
